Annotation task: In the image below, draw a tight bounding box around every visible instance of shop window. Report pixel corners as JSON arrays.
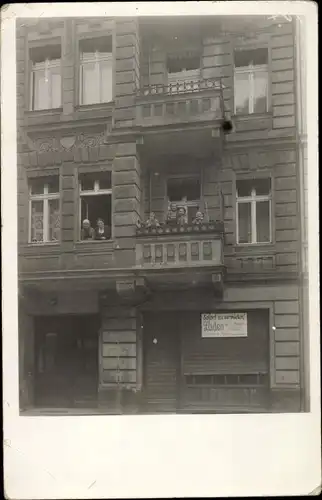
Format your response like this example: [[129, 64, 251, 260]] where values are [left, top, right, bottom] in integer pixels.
[[236, 177, 272, 244], [29, 44, 62, 111], [79, 36, 113, 105], [234, 48, 269, 115], [167, 176, 201, 223], [29, 176, 60, 243], [79, 171, 112, 241]]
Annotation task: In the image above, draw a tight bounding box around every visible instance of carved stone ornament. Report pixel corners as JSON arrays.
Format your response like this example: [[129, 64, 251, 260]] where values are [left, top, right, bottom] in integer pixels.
[[60, 136, 76, 151], [27, 130, 107, 153]]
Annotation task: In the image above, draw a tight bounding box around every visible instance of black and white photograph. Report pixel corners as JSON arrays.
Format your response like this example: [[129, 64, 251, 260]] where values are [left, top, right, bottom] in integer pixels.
[[2, 2, 320, 498]]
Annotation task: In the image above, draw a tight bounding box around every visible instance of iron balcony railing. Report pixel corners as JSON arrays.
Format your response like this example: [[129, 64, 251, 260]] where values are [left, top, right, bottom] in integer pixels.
[[137, 77, 224, 98]]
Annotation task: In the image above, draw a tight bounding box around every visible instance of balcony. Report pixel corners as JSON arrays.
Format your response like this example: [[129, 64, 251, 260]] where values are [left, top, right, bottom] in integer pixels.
[[136, 78, 224, 128], [135, 221, 225, 293]]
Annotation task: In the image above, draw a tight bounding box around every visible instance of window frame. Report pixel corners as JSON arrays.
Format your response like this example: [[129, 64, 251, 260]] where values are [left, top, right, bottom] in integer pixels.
[[28, 178, 60, 244], [30, 57, 62, 111], [76, 32, 115, 107], [165, 172, 202, 222], [28, 39, 62, 112], [235, 175, 273, 246], [78, 172, 113, 241], [233, 44, 271, 116]]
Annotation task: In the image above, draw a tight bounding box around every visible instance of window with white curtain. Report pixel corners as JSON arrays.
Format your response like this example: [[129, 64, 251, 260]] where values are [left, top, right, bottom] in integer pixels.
[[79, 36, 113, 105], [236, 177, 272, 244], [30, 45, 62, 111], [234, 48, 269, 115], [29, 177, 60, 243]]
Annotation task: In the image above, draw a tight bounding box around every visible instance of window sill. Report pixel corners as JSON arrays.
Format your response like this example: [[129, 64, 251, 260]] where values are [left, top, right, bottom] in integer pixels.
[[25, 242, 60, 247], [232, 112, 272, 120], [25, 108, 63, 116], [75, 101, 114, 111], [233, 242, 275, 254], [75, 240, 114, 252]]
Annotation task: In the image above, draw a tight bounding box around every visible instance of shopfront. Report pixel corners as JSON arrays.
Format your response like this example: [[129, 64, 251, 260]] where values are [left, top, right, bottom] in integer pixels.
[[26, 314, 100, 409], [142, 309, 270, 413]]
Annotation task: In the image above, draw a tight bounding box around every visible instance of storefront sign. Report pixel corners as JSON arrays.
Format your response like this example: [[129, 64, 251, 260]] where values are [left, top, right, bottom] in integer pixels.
[[201, 313, 248, 338]]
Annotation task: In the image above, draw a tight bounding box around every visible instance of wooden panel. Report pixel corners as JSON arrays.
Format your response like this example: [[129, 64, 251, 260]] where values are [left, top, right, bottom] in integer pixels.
[[102, 370, 136, 383], [181, 310, 269, 375], [102, 357, 136, 370], [275, 371, 299, 384], [102, 343, 136, 357], [102, 331, 136, 343], [143, 313, 179, 412]]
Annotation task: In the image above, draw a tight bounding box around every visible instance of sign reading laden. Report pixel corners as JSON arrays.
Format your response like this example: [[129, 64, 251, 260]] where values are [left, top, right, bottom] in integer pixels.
[[201, 312, 248, 338]]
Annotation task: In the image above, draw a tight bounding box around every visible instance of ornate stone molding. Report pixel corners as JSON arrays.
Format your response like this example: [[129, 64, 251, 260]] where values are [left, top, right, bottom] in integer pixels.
[[26, 131, 107, 153]]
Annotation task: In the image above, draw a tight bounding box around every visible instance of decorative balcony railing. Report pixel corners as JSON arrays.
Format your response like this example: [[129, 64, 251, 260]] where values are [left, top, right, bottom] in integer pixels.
[[136, 221, 224, 269], [136, 221, 224, 237], [136, 77, 224, 127], [137, 77, 223, 97]]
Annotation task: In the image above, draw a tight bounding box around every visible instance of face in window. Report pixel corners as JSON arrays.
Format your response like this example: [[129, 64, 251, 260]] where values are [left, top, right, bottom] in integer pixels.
[[83, 219, 90, 230], [97, 218, 104, 229]]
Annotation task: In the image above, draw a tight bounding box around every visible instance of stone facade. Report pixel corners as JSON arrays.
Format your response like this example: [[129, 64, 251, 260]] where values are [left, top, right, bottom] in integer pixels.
[[17, 16, 307, 414]]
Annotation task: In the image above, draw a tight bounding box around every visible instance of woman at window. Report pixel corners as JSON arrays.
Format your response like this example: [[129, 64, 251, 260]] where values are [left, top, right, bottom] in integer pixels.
[[81, 219, 95, 240], [94, 218, 110, 240]]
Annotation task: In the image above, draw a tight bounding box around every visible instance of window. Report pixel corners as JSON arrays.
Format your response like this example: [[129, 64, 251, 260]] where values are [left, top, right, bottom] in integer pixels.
[[234, 48, 269, 115], [79, 171, 112, 240], [167, 176, 201, 223], [79, 36, 113, 105], [167, 53, 200, 74], [30, 45, 61, 110], [236, 178, 272, 244], [167, 49, 201, 93], [29, 176, 60, 243]]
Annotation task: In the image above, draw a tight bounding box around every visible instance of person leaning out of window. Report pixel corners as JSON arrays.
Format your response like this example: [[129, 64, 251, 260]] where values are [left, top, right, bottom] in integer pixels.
[[94, 218, 111, 240], [81, 219, 95, 240]]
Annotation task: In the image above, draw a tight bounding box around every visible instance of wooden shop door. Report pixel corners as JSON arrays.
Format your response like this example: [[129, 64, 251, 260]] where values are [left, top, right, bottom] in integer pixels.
[[143, 312, 181, 413]]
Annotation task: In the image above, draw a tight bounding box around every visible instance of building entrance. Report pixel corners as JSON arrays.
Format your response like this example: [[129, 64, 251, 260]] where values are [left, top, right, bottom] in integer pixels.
[[34, 315, 99, 408], [143, 312, 181, 413]]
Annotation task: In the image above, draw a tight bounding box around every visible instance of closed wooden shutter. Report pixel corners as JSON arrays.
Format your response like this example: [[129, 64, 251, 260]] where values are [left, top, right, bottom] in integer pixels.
[[181, 310, 269, 375], [143, 313, 180, 412], [180, 310, 270, 411]]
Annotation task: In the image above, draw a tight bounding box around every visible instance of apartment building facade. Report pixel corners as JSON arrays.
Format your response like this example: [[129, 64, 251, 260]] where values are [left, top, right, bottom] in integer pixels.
[[17, 15, 308, 415]]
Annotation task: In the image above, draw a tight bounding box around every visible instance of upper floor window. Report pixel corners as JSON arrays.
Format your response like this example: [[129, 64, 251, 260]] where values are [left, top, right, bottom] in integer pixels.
[[79, 171, 112, 241], [236, 177, 272, 245], [167, 176, 201, 223], [30, 45, 61, 111], [234, 48, 269, 115], [29, 176, 60, 243], [166, 46, 201, 93], [79, 36, 113, 105]]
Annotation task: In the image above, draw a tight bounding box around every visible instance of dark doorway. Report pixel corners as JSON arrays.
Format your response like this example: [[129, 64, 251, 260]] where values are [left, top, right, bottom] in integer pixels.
[[34, 315, 100, 408], [143, 312, 181, 413]]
